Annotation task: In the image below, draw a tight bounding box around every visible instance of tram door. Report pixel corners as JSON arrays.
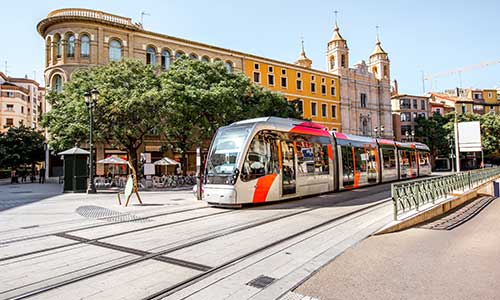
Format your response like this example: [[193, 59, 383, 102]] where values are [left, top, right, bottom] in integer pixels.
[[341, 145, 355, 186], [281, 141, 296, 195]]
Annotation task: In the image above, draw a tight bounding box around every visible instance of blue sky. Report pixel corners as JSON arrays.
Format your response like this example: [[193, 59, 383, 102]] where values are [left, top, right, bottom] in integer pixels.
[[1, 0, 499, 94]]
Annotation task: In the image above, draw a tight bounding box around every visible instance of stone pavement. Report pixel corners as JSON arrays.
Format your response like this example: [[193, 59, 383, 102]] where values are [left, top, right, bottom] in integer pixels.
[[294, 197, 500, 300], [0, 181, 396, 300]]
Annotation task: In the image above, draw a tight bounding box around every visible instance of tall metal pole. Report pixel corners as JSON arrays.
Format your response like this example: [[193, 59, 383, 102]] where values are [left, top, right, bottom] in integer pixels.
[[196, 147, 202, 200], [454, 110, 460, 172], [88, 102, 96, 193]]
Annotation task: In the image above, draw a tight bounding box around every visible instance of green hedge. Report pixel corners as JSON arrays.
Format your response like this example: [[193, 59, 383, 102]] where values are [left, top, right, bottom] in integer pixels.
[[0, 170, 11, 179]]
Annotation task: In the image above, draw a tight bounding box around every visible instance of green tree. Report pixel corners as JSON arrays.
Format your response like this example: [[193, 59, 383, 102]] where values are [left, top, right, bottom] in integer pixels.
[[159, 57, 302, 173], [0, 125, 45, 170], [42, 59, 163, 171], [415, 112, 452, 159]]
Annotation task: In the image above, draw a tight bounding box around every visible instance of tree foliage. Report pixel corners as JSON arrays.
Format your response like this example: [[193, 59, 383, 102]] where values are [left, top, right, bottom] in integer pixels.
[[42, 59, 162, 171], [415, 111, 500, 164], [0, 126, 45, 169], [42, 58, 303, 174], [159, 57, 302, 173]]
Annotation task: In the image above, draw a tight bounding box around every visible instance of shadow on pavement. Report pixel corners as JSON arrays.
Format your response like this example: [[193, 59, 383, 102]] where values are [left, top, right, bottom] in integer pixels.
[[0, 183, 63, 212]]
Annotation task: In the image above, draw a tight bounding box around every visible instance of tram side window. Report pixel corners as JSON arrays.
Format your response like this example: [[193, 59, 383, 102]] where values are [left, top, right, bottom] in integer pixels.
[[399, 150, 410, 167], [409, 151, 417, 168], [354, 146, 367, 172], [241, 132, 279, 181], [313, 143, 329, 174], [382, 148, 397, 169], [296, 140, 315, 175]]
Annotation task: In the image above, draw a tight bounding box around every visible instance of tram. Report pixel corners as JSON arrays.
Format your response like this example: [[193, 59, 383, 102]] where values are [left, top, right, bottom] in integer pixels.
[[203, 117, 431, 206]]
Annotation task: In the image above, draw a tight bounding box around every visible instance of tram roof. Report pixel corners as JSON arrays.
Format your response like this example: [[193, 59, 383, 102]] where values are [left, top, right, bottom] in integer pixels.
[[229, 117, 330, 136], [332, 132, 377, 144]]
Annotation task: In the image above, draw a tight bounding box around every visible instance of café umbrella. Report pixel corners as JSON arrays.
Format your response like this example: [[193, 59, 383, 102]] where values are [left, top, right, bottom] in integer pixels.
[[153, 157, 180, 175], [97, 156, 128, 177]]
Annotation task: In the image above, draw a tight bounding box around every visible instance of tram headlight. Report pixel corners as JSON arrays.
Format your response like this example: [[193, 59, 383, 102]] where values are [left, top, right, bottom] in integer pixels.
[[230, 168, 240, 185]]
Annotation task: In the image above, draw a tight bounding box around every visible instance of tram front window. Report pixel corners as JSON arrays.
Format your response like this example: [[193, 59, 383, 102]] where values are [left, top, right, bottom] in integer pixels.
[[205, 126, 251, 184]]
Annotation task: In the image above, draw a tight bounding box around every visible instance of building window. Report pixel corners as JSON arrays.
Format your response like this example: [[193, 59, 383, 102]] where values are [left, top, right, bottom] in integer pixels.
[[488, 92, 493, 98], [462, 104, 466, 114], [413, 99, 417, 109], [254, 63, 259, 70], [311, 102, 317, 116], [253, 72, 261, 83], [109, 39, 122, 62], [297, 72, 301, 78], [6, 92, 14, 98], [321, 85, 326, 95], [80, 35, 90, 57], [297, 100, 303, 114], [54, 34, 62, 58], [296, 80, 302, 90], [436, 108, 441, 114], [412, 112, 418, 120], [268, 66, 273, 72], [281, 68, 286, 75], [161, 50, 171, 70], [281, 77, 287, 88], [341, 54, 346, 67], [331, 105, 337, 118], [175, 51, 185, 59], [311, 82, 316, 93], [400, 99, 411, 109], [224, 61, 233, 73], [331, 86, 336, 96], [268, 74, 274, 86], [330, 56, 335, 69], [400, 112, 411, 122], [6, 118, 13, 127], [360, 93, 367, 108], [201, 56, 210, 62], [189, 53, 198, 60], [146, 47, 156, 65], [6, 104, 14, 111], [420, 99, 426, 110], [21, 106, 24, 114], [67, 34, 75, 57], [321, 104, 327, 117], [52, 74, 63, 93], [401, 125, 412, 137]]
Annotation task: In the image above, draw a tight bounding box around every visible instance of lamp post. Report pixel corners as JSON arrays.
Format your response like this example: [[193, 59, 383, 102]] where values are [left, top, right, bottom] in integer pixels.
[[84, 88, 99, 194], [449, 139, 455, 172], [405, 130, 409, 142], [411, 129, 415, 142], [374, 125, 385, 138]]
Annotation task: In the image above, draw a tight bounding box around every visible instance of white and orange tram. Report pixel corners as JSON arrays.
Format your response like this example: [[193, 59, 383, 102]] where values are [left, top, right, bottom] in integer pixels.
[[203, 117, 431, 206]]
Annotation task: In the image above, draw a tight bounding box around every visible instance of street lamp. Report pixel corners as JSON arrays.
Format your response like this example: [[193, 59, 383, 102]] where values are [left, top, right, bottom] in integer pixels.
[[411, 129, 415, 142], [449, 139, 456, 172], [405, 130, 409, 142], [84, 88, 99, 194], [373, 125, 385, 138]]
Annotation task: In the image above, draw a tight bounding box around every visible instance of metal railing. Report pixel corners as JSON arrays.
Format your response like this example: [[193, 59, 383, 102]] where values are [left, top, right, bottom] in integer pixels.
[[392, 167, 500, 220], [48, 8, 135, 27]]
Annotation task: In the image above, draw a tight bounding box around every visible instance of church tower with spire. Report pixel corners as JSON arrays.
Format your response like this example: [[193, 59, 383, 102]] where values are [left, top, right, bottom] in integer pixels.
[[326, 19, 349, 75], [368, 35, 390, 80]]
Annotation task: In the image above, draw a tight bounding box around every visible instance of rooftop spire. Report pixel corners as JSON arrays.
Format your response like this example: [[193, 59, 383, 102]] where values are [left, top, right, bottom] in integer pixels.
[[334, 10, 339, 29], [370, 25, 387, 57], [295, 36, 312, 69]]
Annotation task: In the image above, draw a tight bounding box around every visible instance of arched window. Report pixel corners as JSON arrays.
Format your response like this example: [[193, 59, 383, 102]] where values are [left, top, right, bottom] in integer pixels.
[[54, 34, 62, 58], [67, 34, 75, 57], [189, 53, 198, 60], [341, 54, 346, 67], [383, 65, 388, 77], [201, 56, 210, 63], [224, 61, 233, 73], [213, 58, 222, 63], [52, 74, 63, 93], [81, 34, 90, 58], [109, 39, 122, 62], [161, 50, 171, 70], [46, 37, 52, 65], [175, 51, 185, 60], [330, 56, 335, 69], [146, 47, 156, 65]]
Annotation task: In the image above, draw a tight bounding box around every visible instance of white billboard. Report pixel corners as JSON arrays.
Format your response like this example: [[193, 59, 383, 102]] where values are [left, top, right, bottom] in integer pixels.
[[458, 121, 482, 152]]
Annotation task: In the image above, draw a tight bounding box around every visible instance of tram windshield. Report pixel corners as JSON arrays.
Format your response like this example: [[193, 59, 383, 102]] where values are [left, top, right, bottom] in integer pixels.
[[205, 126, 252, 183]]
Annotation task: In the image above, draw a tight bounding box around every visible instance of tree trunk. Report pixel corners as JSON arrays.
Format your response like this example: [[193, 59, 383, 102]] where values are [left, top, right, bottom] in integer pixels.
[[128, 146, 139, 178], [181, 151, 188, 176]]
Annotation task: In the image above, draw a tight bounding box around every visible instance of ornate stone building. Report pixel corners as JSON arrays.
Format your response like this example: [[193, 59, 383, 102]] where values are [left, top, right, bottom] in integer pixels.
[[37, 8, 341, 174], [326, 22, 394, 138]]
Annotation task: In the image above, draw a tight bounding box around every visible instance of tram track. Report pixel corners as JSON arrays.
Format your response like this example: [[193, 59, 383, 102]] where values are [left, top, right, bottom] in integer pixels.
[[0, 206, 211, 245], [141, 199, 391, 300], [5, 197, 391, 300]]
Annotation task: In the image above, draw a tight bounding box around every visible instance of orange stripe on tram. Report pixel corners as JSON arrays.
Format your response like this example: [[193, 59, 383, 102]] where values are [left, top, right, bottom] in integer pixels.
[[253, 174, 278, 203]]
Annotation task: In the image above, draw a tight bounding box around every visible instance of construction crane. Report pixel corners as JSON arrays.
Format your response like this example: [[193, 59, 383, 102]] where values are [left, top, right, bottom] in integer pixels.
[[422, 60, 500, 92]]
